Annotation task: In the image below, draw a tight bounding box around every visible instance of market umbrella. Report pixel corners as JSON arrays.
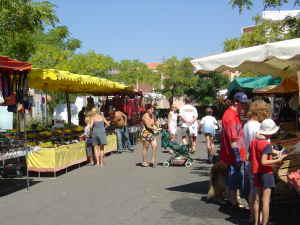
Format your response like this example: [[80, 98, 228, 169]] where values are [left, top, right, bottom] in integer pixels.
[[254, 75, 299, 94], [0, 56, 32, 71], [228, 75, 282, 93], [28, 69, 134, 95], [191, 38, 300, 78]]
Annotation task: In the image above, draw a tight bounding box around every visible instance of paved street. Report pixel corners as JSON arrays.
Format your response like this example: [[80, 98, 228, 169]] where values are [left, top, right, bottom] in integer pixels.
[[0, 137, 297, 225]]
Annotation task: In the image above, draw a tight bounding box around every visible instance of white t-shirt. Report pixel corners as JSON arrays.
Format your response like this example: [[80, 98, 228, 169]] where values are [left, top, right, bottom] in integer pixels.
[[243, 120, 261, 153], [179, 104, 198, 128], [200, 115, 218, 128]]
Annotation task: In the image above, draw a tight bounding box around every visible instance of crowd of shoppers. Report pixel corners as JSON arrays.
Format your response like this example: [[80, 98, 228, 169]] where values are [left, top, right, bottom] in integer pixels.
[[220, 92, 287, 225]]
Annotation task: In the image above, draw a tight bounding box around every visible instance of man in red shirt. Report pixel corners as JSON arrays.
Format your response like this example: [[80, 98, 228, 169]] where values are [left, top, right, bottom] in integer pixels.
[[220, 92, 248, 207]]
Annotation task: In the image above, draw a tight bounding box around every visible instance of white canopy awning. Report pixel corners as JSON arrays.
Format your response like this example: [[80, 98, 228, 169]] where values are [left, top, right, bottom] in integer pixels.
[[191, 38, 300, 77]]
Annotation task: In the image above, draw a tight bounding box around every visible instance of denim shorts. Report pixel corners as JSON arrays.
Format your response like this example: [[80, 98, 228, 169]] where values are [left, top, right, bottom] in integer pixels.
[[203, 125, 215, 137], [227, 164, 245, 191], [254, 173, 275, 189]]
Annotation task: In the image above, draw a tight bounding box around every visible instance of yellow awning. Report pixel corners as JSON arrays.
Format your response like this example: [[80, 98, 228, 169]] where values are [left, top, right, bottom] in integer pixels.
[[28, 68, 134, 94]]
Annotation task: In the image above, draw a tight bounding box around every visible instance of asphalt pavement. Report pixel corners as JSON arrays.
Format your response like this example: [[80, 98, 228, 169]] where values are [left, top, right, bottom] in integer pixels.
[[0, 136, 297, 225]]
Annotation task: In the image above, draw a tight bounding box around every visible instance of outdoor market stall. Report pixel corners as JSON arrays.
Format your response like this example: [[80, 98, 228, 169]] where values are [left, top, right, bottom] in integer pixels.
[[191, 38, 300, 202], [26, 68, 133, 175], [0, 56, 36, 189]]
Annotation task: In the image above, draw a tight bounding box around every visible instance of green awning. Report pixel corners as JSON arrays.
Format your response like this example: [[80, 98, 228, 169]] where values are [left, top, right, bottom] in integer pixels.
[[228, 75, 282, 94]]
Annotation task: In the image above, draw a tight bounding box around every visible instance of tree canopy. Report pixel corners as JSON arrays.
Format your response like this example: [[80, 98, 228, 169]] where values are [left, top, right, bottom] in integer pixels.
[[185, 73, 229, 106], [0, 0, 58, 60], [224, 16, 300, 52], [230, 0, 300, 13], [157, 57, 197, 103]]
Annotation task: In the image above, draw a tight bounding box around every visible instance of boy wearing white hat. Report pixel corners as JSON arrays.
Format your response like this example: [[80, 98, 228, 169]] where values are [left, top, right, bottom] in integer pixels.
[[250, 119, 287, 225]]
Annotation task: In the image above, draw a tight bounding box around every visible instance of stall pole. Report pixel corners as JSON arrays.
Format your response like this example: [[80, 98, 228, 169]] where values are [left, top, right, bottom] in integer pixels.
[[24, 111, 30, 191], [65, 93, 71, 127], [45, 92, 48, 126], [298, 72, 300, 104]]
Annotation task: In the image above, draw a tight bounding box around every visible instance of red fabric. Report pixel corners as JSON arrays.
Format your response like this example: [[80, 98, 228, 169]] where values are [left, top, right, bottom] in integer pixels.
[[124, 99, 139, 119], [0, 56, 31, 71], [287, 170, 300, 193], [250, 138, 273, 174], [220, 107, 246, 165]]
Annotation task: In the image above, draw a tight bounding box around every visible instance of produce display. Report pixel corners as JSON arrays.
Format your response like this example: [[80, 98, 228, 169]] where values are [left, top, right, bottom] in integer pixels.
[[1, 126, 84, 149]]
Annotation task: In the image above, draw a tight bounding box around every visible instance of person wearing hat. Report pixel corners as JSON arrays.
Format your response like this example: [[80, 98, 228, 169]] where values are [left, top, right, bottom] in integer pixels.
[[250, 119, 287, 225], [199, 107, 218, 164], [220, 91, 249, 208]]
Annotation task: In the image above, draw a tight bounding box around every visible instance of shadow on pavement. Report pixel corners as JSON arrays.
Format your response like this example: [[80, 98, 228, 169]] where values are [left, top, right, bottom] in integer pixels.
[[190, 165, 211, 177], [169, 197, 250, 223], [29, 161, 89, 178], [166, 181, 209, 195], [0, 178, 40, 197]]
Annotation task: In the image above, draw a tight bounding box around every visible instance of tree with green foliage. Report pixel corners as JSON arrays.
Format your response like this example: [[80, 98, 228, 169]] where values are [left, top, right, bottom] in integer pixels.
[[56, 51, 115, 76], [224, 15, 300, 52], [0, 0, 58, 60], [30, 26, 81, 69], [230, 0, 300, 13], [157, 57, 197, 104], [224, 16, 291, 51], [113, 59, 160, 88], [185, 73, 229, 106]]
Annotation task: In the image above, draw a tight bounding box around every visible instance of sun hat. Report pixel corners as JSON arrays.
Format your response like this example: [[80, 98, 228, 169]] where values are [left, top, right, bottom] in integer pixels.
[[234, 92, 250, 103], [258, 119, 279, 136]]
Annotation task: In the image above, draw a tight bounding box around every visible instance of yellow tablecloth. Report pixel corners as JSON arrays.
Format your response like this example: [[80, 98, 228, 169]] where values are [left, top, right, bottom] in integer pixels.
[[27, 142, 87, 172], [27, 134, 117, 172]]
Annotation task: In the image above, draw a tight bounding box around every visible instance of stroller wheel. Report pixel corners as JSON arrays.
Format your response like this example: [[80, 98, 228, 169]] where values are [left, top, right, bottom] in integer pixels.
[[185, 160, 192, 168], [163, 161, 170, 168]]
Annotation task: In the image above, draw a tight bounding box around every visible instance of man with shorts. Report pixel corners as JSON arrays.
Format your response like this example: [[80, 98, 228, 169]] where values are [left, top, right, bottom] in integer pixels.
[[179, 98, 198, 153], [220, 92, 248, 207]]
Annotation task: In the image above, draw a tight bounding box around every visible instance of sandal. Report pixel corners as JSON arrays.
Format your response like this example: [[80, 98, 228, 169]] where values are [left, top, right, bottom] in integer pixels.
[[141, 162, 149, 167]]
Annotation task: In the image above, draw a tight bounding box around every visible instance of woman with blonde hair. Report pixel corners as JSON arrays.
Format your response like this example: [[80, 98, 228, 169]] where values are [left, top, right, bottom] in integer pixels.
[[244, 100, 271, 154], [87, 107, 110, 167], [243, 99, 271, 224]]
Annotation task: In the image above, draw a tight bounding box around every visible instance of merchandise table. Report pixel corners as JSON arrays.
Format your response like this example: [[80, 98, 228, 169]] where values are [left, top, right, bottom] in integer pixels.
[[26, 134, 117, 174]]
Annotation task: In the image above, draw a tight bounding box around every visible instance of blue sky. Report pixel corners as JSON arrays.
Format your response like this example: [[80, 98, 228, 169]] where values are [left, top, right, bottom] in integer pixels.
[[48, 0, 299, 62]]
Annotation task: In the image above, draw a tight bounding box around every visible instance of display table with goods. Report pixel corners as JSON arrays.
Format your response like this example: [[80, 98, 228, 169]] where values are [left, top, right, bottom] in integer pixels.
[[24, 126, 117, 175], [0, 132, 40, 177], [271, 131, 300, 203]]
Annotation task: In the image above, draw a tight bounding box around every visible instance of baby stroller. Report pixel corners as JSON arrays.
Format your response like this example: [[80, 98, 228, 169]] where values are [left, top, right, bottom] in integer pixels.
[[161, 129, 193, 168]]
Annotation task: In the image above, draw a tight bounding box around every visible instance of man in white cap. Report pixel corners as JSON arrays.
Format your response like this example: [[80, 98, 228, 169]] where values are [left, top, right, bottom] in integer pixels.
[[250, 119, 287, 225]]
